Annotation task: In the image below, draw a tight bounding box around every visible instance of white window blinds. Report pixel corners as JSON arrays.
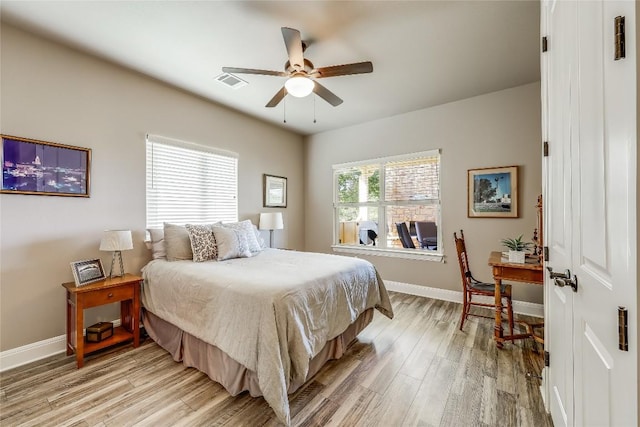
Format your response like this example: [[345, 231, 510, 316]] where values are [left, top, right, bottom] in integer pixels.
[[146, 134, 238, 228]]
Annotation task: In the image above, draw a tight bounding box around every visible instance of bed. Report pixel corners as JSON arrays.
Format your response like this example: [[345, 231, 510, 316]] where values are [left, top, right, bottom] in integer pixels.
[[141, 234, 393, 425]]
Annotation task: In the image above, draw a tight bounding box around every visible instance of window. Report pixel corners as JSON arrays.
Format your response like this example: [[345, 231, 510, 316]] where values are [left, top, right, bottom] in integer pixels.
[[332, 150, 442, 260], [146, 134, 238, 228]]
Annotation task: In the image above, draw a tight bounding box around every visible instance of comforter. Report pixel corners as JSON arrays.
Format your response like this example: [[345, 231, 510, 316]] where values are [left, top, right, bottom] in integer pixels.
[[141, 249, 393, 425]]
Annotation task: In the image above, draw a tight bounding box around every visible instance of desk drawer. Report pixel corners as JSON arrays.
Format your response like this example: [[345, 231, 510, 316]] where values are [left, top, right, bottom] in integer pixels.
[[82, 285, 133, 308], [494, 266, 543, 284]]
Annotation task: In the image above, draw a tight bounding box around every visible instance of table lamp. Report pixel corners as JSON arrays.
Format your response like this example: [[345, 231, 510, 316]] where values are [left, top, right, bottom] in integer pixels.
[[99, 230, 133, 278], [259, 212, 284, 248]]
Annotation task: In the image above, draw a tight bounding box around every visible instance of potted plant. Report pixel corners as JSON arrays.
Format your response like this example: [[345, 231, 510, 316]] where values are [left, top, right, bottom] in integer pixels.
[[501, 234, 533, 263]]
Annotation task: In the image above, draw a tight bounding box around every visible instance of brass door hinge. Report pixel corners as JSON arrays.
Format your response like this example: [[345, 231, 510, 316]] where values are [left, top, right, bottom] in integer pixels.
[[544, 351, 550, 367], [543, 141, 549, 157], [615, 16, 625, 60], [544, 246, 549, 262], [542, 36, 548, 52]]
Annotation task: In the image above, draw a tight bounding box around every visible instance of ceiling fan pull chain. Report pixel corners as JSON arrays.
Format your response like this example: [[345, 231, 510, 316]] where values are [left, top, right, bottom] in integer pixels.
[[313, 95, 317, 124], [283, 97, 287, 123]]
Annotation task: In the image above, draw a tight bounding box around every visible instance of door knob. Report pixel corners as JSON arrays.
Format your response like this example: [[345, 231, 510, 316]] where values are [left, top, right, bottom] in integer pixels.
[[547, 267, 571, 280], [547, 267, 578, 292]]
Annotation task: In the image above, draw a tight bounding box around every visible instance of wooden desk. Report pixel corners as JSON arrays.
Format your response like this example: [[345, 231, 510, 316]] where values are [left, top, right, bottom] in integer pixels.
[[488, 251, 543, 347], [62, 274, 141, 368]]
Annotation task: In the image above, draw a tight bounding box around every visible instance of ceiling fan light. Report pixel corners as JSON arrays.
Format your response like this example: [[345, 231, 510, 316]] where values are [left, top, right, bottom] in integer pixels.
[[285, 75, 314, 97]]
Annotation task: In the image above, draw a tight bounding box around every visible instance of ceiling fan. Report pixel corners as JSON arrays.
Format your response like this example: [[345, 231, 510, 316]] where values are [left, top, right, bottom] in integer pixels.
[[222, 27, 373, 108]]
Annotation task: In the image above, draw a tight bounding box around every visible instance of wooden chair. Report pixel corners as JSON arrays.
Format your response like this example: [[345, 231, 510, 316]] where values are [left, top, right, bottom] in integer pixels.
[[454, 230, 514, 333]]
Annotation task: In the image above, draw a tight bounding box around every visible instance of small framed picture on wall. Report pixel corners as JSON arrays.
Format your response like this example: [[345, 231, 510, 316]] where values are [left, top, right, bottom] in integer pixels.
[[263, 174, 287, 208], [468, 165, 518, 218]]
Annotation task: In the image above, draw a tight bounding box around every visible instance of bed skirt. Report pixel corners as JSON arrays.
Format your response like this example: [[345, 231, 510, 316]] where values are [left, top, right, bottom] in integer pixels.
[[142, 307, 374, 397]]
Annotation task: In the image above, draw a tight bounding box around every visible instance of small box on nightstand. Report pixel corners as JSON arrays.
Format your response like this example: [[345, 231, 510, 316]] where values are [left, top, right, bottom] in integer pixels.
[[86, 322, 113, 342]]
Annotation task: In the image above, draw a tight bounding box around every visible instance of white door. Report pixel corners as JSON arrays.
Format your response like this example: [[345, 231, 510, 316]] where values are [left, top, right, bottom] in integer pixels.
[[572, 1, 637, 425], [542, 1, 576, 425], [543, 1, 637, 426]]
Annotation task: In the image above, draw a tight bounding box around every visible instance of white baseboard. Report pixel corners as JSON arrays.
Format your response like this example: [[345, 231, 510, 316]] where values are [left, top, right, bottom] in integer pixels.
[[384, 280, 544, 318], [0, 335, 67, 373], [2, 280, 543, 373], [0, 319, 122, 373]]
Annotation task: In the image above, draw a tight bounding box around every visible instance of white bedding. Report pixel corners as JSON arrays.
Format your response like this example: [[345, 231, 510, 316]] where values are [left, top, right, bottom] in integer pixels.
[[141, 248, 393, 425]]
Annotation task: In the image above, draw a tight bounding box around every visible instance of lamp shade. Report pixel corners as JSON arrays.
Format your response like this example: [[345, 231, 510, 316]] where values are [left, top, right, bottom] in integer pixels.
[[259, 212, 284, 230], [99, 230, 133, 251], [284, 74, 314, 98]]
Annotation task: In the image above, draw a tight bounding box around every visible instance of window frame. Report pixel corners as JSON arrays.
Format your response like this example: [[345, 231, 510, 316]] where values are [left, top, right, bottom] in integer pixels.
[[145, 133, 239, 229], [331, 149, 443, 262]]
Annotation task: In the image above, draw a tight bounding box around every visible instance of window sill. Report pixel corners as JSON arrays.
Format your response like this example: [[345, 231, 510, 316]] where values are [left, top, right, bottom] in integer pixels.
[[331, 245, 444, 262]]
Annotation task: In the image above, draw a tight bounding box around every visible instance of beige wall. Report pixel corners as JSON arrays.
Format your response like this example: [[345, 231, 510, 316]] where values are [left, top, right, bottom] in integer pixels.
[[304, 82, 543, 304], [0, 23, 542, 354], [0, 24, 304, 352]]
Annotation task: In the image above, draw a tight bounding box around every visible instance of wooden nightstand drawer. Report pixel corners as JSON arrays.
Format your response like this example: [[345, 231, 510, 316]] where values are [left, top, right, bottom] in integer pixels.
[[82, 285, 133, 308]]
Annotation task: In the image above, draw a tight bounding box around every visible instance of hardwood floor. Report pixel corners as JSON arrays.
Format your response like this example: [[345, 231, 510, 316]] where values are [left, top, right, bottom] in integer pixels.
[[0, 292, 552, 426]]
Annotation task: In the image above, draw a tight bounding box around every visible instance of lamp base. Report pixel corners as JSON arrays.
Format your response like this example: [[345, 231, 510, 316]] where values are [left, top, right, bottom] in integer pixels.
[[269, 230, 274, 248], [108, 250, 126, 279]]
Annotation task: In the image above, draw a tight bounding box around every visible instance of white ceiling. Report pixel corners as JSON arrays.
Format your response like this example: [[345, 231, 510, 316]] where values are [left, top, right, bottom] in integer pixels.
[[1, 1, 541, 136]]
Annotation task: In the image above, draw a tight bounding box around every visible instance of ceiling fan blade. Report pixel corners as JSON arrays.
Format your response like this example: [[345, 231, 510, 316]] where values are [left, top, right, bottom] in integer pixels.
[[313, 82, 343, 107], [281, 27, 305, 70], [310, 61, 373, 78], [222, 67, 287, 77], [266, 87, 288, 108]]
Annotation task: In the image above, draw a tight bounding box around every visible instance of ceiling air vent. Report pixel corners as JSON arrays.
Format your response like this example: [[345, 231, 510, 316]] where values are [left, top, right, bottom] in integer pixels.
[[215, 72, 248, 89]]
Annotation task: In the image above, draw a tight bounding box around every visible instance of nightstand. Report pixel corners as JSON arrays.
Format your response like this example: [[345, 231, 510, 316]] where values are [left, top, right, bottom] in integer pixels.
[[62, 273, 141, 368]]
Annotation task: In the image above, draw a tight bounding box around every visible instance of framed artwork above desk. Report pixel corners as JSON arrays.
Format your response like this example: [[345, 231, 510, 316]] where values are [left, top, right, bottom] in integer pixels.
[[468, 165, 518, 218]]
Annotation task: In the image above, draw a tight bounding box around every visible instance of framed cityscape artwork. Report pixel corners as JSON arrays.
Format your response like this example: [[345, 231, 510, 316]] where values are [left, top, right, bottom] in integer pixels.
[[1, 134, 91, 197]]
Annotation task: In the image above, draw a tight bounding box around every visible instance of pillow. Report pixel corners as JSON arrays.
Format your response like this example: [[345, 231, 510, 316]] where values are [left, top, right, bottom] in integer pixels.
[[147, 227, 166, 260], [185, 224, 217, 262], [212, 226, 252, 261], [163, 223, 193, 261], [223, 220, 263, 253]]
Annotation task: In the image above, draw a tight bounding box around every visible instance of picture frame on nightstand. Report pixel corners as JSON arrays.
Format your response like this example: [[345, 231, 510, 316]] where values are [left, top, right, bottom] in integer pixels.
[[70, 258, 106, 286]]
